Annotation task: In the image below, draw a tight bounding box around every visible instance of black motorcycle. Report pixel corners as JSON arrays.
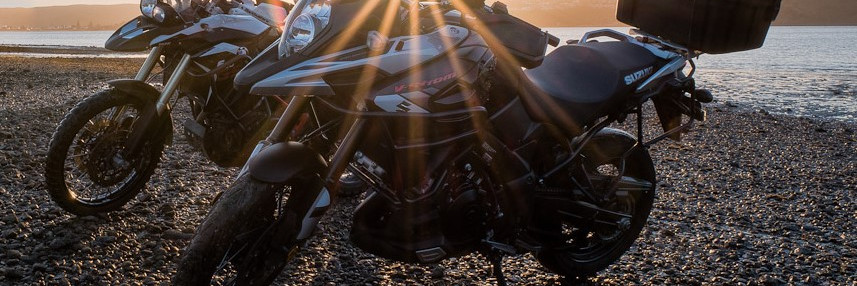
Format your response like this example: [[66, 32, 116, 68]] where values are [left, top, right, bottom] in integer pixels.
[[44, 0, 289, 216], [174, 0, 780, 284]]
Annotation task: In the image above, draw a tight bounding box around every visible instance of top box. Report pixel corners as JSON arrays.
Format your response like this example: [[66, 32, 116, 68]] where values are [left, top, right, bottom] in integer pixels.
[[617, 0, 782, 54]]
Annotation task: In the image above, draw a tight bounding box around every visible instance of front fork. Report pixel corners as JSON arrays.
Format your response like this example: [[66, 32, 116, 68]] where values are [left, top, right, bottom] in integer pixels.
[[239, 96, 368, 240], [137, 45, 163, 81], [124, 49, 194, 155], [108, 46, 162, 122], [155, 53, 192, 115]]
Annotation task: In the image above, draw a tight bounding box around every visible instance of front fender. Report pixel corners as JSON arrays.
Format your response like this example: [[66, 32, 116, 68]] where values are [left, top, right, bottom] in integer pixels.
[[593, 127, 637, 144], [107, 79, 161, 102], [107, 79, 174, 146], [247, 142, 327, 184]]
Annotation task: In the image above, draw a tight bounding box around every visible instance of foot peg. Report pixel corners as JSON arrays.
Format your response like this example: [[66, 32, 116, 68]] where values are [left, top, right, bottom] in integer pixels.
[[692, 88, 714, 103]]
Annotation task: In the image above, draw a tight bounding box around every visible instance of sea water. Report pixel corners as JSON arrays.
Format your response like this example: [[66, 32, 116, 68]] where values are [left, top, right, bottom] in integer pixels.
[[546, 26, 857, 122], [1, 27, 855, 121], [0, 30, 114, 47]]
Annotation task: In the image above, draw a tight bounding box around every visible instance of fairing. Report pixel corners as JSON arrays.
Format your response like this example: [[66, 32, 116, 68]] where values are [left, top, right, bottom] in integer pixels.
[[195, 42, 245, 58], [234, 0, 403, 93], [105, 17, 181, 52], [249, 25, 470, 97], [150, 14, 272, 47]]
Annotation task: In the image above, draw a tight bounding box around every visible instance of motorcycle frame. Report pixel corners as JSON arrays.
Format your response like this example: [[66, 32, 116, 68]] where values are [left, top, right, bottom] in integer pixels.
[[243, 85, 659, 255]]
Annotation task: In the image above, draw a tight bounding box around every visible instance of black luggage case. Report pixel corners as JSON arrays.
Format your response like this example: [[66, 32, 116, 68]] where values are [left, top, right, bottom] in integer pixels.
[[616, 0, 782, 54]]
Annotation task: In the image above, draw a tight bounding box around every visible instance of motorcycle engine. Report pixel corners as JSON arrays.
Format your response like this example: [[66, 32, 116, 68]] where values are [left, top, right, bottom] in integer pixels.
[[201, 109, 267, 167], [350, 163, 493, 263]]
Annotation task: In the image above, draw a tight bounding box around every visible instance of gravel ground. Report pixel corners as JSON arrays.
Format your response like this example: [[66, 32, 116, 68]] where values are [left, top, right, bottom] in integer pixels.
[[0, 56, 855, 285]]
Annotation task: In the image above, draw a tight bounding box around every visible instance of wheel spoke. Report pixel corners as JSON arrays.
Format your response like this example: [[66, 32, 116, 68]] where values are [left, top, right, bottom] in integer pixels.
[[54, 98, 157, 207], [79, 182, 95, 197]]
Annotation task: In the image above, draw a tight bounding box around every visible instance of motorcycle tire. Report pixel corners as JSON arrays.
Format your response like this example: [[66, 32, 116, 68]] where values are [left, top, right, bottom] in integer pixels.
[[173, 174, 323, 285], [535, 130, 656, 279], [45, 89, 168, 216]]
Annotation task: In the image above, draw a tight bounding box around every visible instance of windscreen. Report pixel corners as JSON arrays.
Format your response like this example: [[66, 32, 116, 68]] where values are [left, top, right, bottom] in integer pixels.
[[164, 0, 200, 21]]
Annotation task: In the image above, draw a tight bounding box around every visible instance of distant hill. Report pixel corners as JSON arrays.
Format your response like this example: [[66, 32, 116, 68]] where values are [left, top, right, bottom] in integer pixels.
[[774, 0, 857, 26], [0, 0, 855, 30], [0, 4, 138, 30], [499, 0, 857, 27]]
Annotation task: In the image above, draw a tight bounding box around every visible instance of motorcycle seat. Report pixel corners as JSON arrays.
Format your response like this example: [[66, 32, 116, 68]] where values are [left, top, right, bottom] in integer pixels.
[[521, 41, 660, 132]]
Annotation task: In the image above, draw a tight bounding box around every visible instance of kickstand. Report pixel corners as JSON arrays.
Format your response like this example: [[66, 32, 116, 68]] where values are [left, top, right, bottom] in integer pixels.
[[489, 253, 507, 286]]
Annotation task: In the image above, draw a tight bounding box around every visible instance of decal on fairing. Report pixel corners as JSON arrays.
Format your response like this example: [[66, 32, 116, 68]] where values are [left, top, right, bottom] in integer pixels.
[[374, 94, 430, 113], [624, 66, 654, 85], [394, 71, 457, 93]]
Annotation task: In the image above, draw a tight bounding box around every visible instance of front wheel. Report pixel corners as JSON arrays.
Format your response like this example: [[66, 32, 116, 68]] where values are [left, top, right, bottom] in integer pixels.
[[44, 89, 168, 216], [173, 175, 325, 285], [535, 130, 656, 279]]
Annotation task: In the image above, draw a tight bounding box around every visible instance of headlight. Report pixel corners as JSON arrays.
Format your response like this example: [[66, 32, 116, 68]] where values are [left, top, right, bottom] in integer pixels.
[[140, 0, 166, 23], [141, 0, 157, 17], [278, 0, 331, 59]]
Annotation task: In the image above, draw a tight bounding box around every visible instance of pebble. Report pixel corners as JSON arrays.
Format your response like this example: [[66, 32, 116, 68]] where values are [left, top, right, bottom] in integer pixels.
[[94, 235, 117, 245], [3, 267, 23, 280], [2, 229, 18, 239], [430, 266, 445, 278], [162, 229, 192, 240], [32, 263, 48, 273], [49, 238, 76, 250], [793, 247, 813, 256], [7, 249, 23, 259], [758, 274, 786, 286]]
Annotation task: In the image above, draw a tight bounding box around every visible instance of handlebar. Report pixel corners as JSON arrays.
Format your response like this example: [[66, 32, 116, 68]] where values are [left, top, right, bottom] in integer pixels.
[[547, 33, 560, 47]]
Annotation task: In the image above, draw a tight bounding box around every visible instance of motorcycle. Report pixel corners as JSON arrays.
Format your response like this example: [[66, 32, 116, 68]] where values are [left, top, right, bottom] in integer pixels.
[[44, 0, 290, 216], [174, 0, 779, 284]]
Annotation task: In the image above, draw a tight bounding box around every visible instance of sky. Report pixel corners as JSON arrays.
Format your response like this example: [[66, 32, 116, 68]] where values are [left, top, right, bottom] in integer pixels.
[[0, 0, 136, 8]]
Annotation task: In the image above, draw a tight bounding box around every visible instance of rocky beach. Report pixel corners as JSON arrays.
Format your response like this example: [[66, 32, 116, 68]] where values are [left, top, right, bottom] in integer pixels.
[[0, 54, 855, 285]]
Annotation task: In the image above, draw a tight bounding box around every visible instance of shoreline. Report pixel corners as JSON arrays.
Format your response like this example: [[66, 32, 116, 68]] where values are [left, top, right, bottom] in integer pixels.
[[0, 44, 145, 58], [1, 46, 853, 124]]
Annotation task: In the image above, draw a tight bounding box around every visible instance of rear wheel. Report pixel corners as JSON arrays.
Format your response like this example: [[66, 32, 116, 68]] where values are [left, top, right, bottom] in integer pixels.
[[173, 175, 324, 285], [44, 89, 168, 216], [535, 130, 656, 279]]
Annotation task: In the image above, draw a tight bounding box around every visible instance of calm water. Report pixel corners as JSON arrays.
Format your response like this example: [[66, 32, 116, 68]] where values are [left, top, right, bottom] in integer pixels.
[[0, 30, 114, 47], [1, 27, 855, 121], [548, 26, 857, 122]]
